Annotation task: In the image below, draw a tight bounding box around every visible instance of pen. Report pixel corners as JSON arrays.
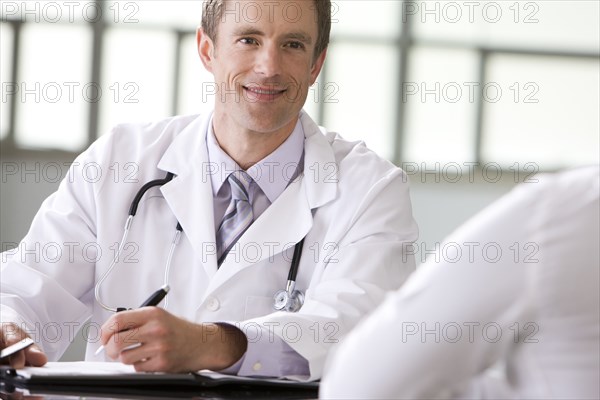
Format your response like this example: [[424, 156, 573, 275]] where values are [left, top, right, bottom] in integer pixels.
[[138, 284, 170, 307], [94, 284, 170, 356]]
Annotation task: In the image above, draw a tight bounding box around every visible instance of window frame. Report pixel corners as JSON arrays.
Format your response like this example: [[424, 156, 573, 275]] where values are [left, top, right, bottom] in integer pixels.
[[1, 0, 598, 170]]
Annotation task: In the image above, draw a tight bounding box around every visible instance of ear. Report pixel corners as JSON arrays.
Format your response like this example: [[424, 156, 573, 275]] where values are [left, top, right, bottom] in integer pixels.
[[197, 28, 215, 73], [309, 48, 328, 85]]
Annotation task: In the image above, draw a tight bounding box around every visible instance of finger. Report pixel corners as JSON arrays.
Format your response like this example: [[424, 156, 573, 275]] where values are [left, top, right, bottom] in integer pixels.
[[117, 328, 180, 372], [100, 308, 163, 345], [1, 324, 37, 368], [99, 314, 136, 345], [24, 345, 47, 367], [8, 350, 26, 369], [100, 317, 140, 347], [103, 327, 144, 360], [0, 390, 25, 399], [1, 324, 27, 346], [118, 343, 155, 367], [130, 348, 175, 373], [133, 357, 160, 373]]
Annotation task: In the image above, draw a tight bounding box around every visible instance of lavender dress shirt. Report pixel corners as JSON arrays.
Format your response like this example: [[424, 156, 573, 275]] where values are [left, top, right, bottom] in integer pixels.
[[205, 117, 310, 377]]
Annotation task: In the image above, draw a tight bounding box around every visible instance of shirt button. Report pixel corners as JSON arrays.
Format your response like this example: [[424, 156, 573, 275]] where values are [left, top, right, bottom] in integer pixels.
[[252, 362, 262, 372], [205, 297, 220, 311]]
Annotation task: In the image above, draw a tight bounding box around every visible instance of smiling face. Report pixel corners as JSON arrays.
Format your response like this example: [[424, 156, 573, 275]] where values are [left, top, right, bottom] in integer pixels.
[[198, 0, 326, 137]]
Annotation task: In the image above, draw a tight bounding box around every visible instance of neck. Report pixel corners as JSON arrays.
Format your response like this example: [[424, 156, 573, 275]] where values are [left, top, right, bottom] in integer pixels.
[[212, 114, 298, 170]]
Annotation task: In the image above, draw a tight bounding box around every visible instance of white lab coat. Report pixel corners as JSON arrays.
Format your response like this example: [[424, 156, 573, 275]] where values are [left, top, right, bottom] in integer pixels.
[[0, 111, 418, 380], [320, 166, 600, 398]]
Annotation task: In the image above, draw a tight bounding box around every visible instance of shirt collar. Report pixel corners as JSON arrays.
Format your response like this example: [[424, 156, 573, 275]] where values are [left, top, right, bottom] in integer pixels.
[[206, 118, 305, 203]]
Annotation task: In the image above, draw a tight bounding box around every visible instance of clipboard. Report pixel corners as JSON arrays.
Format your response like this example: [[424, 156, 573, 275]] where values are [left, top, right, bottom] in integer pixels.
[[0, 363, 319, 399]]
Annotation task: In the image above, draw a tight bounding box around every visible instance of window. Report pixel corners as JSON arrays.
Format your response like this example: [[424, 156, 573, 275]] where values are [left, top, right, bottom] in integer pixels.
[[98, 27, 176, 137], [1, 22, 13, 140], [1, 0, 598, 170], [15, 24, 91, 150], [402, 0, 599, 170]]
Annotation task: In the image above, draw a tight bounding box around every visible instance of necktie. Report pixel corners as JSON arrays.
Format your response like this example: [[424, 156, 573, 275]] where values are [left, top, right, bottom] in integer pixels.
[[216, 170, 254, 266]]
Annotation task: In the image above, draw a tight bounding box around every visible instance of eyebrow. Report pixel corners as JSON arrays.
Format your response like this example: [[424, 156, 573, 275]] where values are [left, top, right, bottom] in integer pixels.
[[283, 32, 313, 45], [233, 27, 263, 37], [233, 27, 313, 45]]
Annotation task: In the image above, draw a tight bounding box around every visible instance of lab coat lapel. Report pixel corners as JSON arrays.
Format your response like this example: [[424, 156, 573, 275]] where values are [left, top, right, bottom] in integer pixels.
[[205, 111, 338, 295], [208, 176, 312, 292], [157, 114, 219, 279]]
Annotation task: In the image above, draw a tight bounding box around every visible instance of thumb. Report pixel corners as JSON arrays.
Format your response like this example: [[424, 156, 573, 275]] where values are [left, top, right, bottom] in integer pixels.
[[25, 344, 48, 367]]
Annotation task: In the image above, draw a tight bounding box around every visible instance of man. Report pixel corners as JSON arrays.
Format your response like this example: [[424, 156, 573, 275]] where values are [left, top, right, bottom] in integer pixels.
[[321, 166, 599, 398], [0, 0, 418, 380]]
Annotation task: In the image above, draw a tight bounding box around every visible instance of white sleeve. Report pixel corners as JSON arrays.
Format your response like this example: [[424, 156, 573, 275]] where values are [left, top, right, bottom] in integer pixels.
[[0, 135, 114, 360], [244, 167, 418, 381], [320, 178, 542, 399], [216, 324, 309, 378]]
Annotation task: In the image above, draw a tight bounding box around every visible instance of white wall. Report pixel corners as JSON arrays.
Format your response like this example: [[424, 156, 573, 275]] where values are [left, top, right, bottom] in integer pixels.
[[409, 173, 518, 265]]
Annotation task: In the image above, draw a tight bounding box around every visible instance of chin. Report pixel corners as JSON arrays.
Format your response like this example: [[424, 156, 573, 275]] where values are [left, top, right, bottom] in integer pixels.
[[242, 111, 298, 135]]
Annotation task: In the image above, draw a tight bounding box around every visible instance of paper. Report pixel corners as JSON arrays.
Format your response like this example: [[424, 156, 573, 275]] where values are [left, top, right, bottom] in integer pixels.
[[17, 362, 137, 378], [16, 362, 315, 386]]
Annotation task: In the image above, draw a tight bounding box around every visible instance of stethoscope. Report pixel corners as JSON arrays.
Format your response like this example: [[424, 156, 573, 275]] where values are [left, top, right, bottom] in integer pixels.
[[94, 172, 305, 313]]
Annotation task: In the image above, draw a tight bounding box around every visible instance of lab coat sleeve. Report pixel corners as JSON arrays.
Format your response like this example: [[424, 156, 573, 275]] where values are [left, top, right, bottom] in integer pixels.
[[0, 134, 115, 360], [318, 180, 541, 399], [239, 329, 309, 377], [218, 325, 310, 377], [238, 166, 419, 381]]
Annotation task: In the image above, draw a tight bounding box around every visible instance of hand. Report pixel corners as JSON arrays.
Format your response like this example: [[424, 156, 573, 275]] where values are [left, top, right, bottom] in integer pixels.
[[0, 323, 47, 369], [99, 307, 247, 373], [0, 391, 45, 400]]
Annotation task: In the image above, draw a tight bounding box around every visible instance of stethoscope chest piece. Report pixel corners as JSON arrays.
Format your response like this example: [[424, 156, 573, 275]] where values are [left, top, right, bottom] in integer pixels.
[[272, 238, 306, 313], [273, 288, 305, 313]]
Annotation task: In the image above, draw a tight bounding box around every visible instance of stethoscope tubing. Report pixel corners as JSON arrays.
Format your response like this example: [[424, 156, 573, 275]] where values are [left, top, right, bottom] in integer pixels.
[[94, 172, 304, 314], [95, 172, 178, 313], [94, 215, 134, 313]]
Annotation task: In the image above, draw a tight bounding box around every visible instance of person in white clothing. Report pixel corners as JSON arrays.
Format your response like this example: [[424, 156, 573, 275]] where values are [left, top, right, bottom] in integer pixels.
[[0, 0, 418, 380], [320, 166, 599, 399]]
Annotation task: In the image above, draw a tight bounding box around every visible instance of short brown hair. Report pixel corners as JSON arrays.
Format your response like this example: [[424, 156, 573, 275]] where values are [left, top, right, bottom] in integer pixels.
[[202, 0, 331, 62]]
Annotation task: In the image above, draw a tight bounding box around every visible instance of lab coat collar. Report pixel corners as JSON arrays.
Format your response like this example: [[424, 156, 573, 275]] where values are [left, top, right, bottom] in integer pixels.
[[157, 113, 219, 279], [157, 110, 338, 210], [298, 110, 338, 210], [156, 112, 212, 176], [209, 110, 338, 294], [156, 111, 338, 295]]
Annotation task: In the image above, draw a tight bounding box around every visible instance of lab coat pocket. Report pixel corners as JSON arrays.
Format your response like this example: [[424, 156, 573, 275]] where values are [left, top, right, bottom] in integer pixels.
[[244, 295, 274, 320]]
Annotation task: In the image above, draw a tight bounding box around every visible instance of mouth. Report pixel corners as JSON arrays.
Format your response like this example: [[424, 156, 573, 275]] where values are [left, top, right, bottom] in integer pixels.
[[242, 85, 287, 102]]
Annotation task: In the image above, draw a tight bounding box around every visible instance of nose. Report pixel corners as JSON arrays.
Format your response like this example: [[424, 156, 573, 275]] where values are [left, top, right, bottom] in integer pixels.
[[254, 43, 282, 78]]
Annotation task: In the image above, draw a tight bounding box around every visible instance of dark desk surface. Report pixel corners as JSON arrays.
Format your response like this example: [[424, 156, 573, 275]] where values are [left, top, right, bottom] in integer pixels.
[[0, 364, 319, 400], [1, 383, 319, 400]]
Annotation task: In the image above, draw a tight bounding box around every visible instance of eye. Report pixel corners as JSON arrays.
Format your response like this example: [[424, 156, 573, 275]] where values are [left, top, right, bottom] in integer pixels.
[[239, 37, 258, 45], [286, 41, 305, 50]]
